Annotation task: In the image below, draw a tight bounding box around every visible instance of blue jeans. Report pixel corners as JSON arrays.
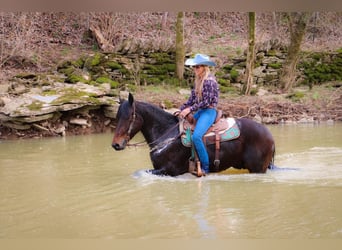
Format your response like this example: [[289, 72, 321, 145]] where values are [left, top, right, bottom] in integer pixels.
[[192, 108, 217, 173]]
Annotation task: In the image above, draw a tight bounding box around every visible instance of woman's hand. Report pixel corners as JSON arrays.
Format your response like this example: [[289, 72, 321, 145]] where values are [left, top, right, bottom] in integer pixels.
[[179, 107, 191, 119]]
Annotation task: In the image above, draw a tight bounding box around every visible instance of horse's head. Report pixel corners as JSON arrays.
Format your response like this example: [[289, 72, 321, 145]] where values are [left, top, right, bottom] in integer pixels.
[[112, 93, 142, 150]]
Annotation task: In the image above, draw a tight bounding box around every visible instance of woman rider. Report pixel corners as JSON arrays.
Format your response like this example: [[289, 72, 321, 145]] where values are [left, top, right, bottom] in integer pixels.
[[179, 54, 219, 176]]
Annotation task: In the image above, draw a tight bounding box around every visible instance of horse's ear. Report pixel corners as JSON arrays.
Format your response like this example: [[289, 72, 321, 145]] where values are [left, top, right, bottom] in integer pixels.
[[128, 92, 134, 106]]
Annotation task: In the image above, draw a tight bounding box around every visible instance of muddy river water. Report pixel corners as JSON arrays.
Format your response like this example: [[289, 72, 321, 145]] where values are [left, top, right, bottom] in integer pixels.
[[0, 123, 341, 238]]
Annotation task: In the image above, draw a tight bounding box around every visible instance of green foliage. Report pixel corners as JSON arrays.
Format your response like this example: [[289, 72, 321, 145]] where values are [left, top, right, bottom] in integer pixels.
[[126, 84, 137, 92], [250, 88, 258, 96], [163, 77, 185, 86], [109, 81, 118, 89], [219, 85, 239, 94], [149, 52, 174, 64], [286, 91, 305, 102], [299, 51, 342, 85], [230, 68, 239, 82], [143, 64, 175, 75], [235, 48, 243, 56], [312, 91, 320, 100], [163, 99, 174, 109], [146, 77, 162, 84]]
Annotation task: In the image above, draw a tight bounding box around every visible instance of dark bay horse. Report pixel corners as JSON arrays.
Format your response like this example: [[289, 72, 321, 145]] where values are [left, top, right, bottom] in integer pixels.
[[112, 93, 276, 176]]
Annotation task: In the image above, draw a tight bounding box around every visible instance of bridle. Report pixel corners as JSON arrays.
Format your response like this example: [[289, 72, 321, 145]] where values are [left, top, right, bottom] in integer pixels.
[[124, 102, 182, 150], [126, 101, 136, 141]]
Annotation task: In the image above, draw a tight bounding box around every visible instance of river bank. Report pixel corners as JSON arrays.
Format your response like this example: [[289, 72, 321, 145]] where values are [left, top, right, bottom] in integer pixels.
[[0, 82, 341, 140]]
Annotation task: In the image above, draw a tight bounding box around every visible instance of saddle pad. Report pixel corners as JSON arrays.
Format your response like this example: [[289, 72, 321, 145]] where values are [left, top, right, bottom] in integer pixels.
[[181, 118, 240, 147]]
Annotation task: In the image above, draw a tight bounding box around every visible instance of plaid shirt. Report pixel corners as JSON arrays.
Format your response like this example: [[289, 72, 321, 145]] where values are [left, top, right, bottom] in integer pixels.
[[180, 74, 219, 112]]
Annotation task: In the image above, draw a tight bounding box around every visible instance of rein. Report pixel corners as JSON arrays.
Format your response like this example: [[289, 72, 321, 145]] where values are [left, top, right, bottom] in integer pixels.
[[127, 122, 181, 150], [125, 105, 182, 150], [148, 122, 182, 152]]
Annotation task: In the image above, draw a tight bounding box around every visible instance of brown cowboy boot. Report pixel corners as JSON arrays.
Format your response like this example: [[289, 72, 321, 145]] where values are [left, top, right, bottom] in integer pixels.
[[196, 160, 206, 177]]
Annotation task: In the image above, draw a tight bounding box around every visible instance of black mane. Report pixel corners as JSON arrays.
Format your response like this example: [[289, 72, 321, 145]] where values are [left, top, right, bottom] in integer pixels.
[[136, 101, 178, 126]]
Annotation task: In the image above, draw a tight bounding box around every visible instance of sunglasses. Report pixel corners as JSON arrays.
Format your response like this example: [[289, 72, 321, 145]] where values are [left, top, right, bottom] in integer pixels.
[[193, 65, 203, 69]]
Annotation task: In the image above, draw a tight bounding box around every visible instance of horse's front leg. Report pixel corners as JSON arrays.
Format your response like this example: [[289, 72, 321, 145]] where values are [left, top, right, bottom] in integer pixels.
[[147, 168, 168, 176]]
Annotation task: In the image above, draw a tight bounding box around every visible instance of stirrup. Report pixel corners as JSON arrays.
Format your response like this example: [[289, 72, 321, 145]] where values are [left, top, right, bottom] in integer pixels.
[[214, 159, 220, 168]]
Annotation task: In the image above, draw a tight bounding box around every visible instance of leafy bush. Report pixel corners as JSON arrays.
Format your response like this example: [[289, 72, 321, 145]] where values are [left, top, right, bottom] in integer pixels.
[[299, 51, 342, 84]]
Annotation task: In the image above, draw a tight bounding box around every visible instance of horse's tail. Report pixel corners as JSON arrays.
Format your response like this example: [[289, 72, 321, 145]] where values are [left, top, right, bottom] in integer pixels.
[[268, 144, 277, 170]]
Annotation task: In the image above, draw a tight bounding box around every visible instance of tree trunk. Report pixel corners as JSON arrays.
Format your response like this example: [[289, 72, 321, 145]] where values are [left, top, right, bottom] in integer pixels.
[[279, 12, 311, 92], [175, 12, 185, 81], [243, 12, 256, 95], [271, 12, 278, 39]]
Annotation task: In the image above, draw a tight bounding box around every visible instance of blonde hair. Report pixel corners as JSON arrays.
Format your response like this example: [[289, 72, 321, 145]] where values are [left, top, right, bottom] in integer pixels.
[[194, 66, 210, 100]]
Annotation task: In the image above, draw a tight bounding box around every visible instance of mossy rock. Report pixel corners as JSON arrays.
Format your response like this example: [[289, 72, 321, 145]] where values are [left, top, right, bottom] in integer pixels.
[[118, 67, 130, 75], [143, 64, 175, 75], [106, 61, 122, 70], [163, 63, 176, 72], [71, 57, 85, 68], [95, 76, 119, 89], [57, 66, 75, 76], [299, 51, 342, 84], [27, 101, 43, 111], [215, 71, 225, 78], [95, 76, 112, 84], [266, 49, 277, 56], [14, 73, 37, 79], [51, 88, 99, 105], [149, 52, 174, 64], [66, 72, 88, 84], [254, 62, 262, 68], [268, 63, 282, 69], [84, 53, 104, 69], [141, 76, 162, 85], [222, 64, 233, 71], [229, 68, 240, 82], [57, 61, 72, 71], [264, 74, 278, 82], [218, 78, 231, 87]]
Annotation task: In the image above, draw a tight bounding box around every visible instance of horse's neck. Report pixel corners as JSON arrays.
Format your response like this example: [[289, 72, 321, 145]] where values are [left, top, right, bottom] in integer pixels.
[[137, 102, 178, 145]]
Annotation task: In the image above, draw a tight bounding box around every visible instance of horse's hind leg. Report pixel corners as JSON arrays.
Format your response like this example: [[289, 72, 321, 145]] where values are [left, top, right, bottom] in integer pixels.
[[244, 148, 274, 173]]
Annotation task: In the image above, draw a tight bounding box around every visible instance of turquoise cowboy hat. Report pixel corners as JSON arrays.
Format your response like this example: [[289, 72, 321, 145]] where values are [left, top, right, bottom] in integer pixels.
[[185, 53, 216, 67]]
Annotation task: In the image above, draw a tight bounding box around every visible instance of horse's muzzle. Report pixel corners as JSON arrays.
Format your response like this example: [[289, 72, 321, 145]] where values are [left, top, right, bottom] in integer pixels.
[[112, 142, 125, 150]]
